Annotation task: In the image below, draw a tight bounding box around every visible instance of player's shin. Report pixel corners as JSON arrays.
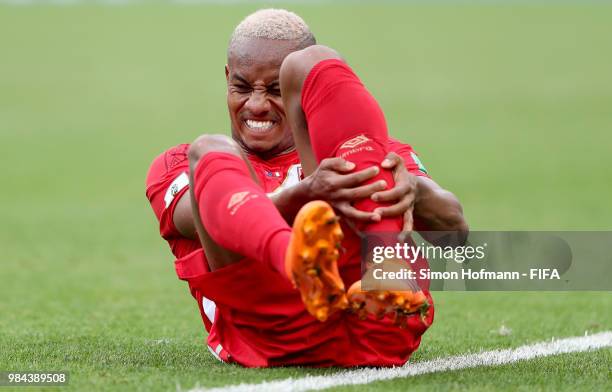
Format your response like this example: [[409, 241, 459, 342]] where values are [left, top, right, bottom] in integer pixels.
[[191, 152, 290, 275], [300, 58, 402, 233]]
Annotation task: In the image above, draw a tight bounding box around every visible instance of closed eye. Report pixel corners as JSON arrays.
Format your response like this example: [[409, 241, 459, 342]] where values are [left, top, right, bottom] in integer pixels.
[[233, 83, 252, 94], [268, 87, 281, 96]]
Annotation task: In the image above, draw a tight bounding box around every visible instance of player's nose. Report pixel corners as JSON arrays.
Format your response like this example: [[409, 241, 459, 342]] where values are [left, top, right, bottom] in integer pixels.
[[244, 91, 270, 116]]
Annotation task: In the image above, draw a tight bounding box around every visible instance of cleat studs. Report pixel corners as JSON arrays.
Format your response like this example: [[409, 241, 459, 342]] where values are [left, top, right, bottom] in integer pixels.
[[326, 216, 339, 225], [316, 308, 328, 321], [303, 222, 316, 241], [300, 250, 312, 262], [291, 202, 348, 323], [333, 228, 343, 240], [316, 239, 329, 254], [337, 296, 349, 309]]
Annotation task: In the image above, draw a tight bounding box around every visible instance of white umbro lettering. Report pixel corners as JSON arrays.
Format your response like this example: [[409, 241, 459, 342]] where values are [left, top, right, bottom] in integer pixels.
[[227, 191, 258, 215], [339, 135, 371, 149], [227, 191, 250, 210]]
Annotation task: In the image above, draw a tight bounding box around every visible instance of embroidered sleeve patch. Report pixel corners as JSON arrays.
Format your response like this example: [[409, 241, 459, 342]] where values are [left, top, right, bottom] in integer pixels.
[[410, 152, 428, 174], [164, 172, 189, 208]]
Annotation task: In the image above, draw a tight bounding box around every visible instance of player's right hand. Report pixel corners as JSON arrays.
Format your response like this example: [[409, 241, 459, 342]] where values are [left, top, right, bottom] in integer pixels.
[[304, 157, 386, 222]]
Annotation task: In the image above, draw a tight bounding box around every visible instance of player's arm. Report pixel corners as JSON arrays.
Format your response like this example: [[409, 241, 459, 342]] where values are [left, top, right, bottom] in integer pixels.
[[173, 160, 382, 238], [173, 192, 197, 239], [146, 145, 200, 241], [413, 176, 468, 246], [170, 153, 429, 238], [170, 153, 469, 246], [173, 187, 307, 239], [372, 151, 468, 246], [269, 157, 386, 224], [267, 182, 311, 224], [172, 160, 382, 238]]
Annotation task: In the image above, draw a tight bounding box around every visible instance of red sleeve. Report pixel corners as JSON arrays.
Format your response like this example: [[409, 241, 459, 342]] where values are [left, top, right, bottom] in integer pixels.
[[145, 144, 192, 240], [387, 138, 430, 178]]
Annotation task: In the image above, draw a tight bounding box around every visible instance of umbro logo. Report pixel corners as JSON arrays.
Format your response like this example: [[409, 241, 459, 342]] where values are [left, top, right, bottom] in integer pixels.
[[227, 191, 250, 210], [227, 191, 258, 215], [339, 135, 371, 149]]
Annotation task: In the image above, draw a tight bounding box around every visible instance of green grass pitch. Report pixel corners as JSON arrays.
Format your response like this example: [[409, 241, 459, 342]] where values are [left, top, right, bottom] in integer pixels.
[[1, 2, 611, 391]]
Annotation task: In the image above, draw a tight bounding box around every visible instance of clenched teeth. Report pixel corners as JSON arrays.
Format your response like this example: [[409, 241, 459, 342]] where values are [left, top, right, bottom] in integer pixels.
[[245, 119, 274, 131]]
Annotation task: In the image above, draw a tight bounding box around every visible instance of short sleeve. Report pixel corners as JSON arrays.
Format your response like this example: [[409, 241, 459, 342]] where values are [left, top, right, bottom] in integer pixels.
[[145, 144, 191, 239], [387, 138, 431, 178]]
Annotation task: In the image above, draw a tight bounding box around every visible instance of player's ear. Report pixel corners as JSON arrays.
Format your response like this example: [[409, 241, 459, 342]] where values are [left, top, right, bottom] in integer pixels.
[[225, 65, 230, 82]]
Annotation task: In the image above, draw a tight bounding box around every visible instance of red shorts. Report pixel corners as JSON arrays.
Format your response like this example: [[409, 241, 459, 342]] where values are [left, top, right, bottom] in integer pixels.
[[176, 246, 434, 368]]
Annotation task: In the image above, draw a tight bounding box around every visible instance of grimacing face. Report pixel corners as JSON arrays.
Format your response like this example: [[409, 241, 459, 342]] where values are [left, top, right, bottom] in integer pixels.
[[226, 38, 299, 158]]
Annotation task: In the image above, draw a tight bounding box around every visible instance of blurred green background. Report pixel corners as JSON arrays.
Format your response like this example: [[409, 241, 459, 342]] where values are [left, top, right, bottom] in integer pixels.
[[1, 1, 611, 391]]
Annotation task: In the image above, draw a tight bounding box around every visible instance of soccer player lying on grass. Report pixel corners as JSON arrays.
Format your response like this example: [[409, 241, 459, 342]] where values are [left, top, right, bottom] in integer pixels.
[[146, 9, 467, 367]]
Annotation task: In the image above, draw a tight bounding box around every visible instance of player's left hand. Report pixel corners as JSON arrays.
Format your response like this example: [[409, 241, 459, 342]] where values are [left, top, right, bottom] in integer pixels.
[[371, 152, 418, 241]]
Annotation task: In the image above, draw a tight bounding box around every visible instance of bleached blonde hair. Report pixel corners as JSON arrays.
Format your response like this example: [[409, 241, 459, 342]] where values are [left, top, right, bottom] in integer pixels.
[[228, 8, 316, 53]]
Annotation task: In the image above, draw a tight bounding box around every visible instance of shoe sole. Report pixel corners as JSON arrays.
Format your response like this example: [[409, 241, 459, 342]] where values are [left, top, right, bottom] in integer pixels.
[[347, 280, 430, 328], [286, 200, 348, 322]]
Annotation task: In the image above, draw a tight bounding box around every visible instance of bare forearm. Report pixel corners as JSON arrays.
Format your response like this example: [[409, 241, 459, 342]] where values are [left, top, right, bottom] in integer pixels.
[[414, 177, 468, 246], [269, 180, 313, 224], [269, 157, 383, 224]]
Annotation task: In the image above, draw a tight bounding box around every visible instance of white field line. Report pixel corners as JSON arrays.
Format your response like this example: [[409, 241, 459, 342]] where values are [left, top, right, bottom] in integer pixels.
[[190, 331, 612, 392], [2, 0, 611, 5]]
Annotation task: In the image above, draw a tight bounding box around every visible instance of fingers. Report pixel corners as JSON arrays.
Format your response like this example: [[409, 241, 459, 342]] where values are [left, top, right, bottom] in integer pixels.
[[334, 179, 387, 200], [398, 206, 414, 243], [371, 184, 409, 203], [335, 202, 381, 222], [381, 152, 403, 169], [373, 198, 411, 218], [334, 165, 380, 188], [319, 157, 356, 172]]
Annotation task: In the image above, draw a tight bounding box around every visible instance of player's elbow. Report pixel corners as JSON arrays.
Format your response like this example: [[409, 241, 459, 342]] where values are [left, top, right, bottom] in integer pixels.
[[445, 210, 469, 243], [437, 190, 468, 231], [417, 191, 469, 247], [418, 187, 469, 238]]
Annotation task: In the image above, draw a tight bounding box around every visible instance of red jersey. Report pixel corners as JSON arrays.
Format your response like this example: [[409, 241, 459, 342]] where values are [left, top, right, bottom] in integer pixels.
[[146, 139, 428, 262], [145, 139, 432, 366]]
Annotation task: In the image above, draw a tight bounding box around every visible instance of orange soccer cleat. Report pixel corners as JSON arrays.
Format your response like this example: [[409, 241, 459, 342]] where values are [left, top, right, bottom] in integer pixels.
[[285, 200, 348, 322], [346, 280, 430, 328]]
